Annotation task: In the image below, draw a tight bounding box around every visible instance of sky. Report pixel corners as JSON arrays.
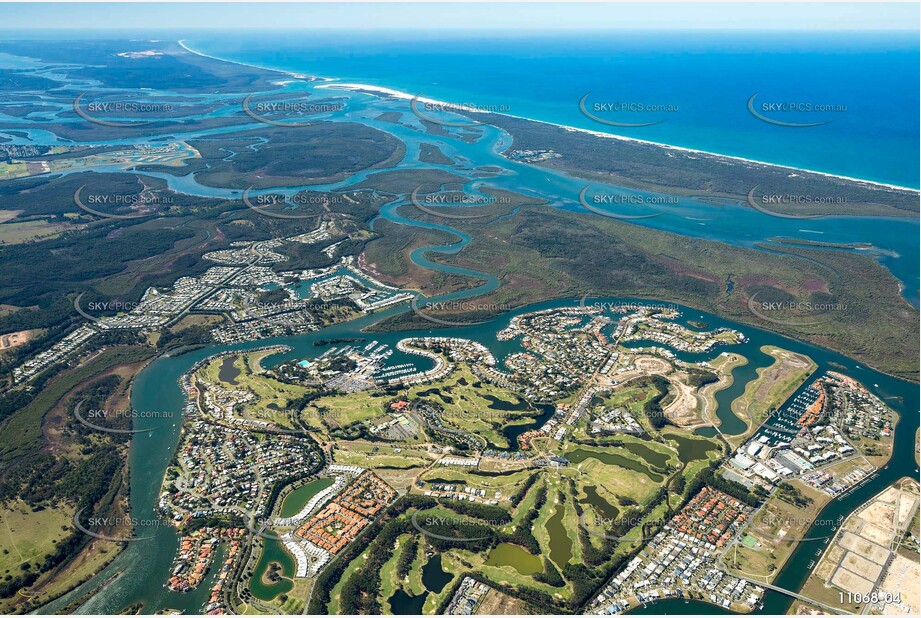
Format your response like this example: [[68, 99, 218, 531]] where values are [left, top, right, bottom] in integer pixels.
[[0, 2, 918, 33]]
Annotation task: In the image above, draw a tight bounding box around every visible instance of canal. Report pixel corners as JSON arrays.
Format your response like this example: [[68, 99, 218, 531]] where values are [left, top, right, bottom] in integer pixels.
[[37, 297, 918, 615]]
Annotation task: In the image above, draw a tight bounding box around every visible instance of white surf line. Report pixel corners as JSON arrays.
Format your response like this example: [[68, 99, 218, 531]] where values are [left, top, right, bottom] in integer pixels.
[[318, 82, 920, 194], [177, 41, 918, 194], [177, 39, 326, 82]]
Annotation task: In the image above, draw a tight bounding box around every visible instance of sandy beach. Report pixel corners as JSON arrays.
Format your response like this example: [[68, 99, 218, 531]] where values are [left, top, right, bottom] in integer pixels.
[[319, 83, 919, 194], [179, 41, 918, 194]]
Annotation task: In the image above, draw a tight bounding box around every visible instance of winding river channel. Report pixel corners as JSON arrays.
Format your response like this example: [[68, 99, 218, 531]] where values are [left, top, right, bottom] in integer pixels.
[[35, 286, 918, 614], [3, 76, 919, 305], [7, 66, 917, 616]]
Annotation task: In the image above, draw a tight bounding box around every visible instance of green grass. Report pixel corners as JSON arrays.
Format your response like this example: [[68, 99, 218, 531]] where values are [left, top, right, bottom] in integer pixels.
[[417, 365, 549, 449], [386, 204, 917, 380], [198, 351, 311, 427], [0, 345, 153, 462], [305, 390, 389, 428], [305, 363, 546, 448], [326, 548, 369, 615], [534, 476, 580, 569], [0, 219, 72, 244], [418, 467, 536, 504], [378, 533, 410, 612], [0, 500, 73, 575]]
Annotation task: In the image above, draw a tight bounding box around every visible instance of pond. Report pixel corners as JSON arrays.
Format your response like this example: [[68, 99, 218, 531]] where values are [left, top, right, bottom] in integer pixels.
[[582, 484, 619, 520], [421, 554, 452, 594], [388, 589, 427, 614], [618, 439, 672, 468], [566, 448, 664, 483], [389, 554, 452, 614], [484, 543, 543, 575], [218, 356, 240, 384], [277, 477, 334, 518], [248, 537, 294, 601], [546, 502, 573, 567], [663, 432, 720, 463]]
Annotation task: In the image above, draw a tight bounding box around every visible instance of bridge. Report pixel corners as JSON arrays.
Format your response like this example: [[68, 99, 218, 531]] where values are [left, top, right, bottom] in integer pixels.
[[734, 575, 852, 615]]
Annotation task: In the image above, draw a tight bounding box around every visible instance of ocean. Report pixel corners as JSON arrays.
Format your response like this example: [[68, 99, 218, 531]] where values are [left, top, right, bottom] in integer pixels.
[[188, 30, 920, 189]]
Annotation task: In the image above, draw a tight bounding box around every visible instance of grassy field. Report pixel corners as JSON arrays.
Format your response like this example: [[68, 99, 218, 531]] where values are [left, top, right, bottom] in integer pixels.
[[536, 475, 582, 569], [443, 544, 567, 603], [326, 548, 369, 615], [320, 449, 689, 613], [169, 313, 224, 331], [565, 445, 667, 506], [0, 500, 73, 575], [377, 533, 411, 612], [332, 448, 430, 474], [415, 365, 548, 449], [0, 345, 154, 462], [730, 345, 817, 446], [0, 474, 131, 614], [306, 363, 546, 448], [0, 219, 74, 245], [199, 351, 311, 427], [724, 480, 831, 585], [417, 467, 535, 505], [304, 389, 389, 430], [381, 204, 917, 380]]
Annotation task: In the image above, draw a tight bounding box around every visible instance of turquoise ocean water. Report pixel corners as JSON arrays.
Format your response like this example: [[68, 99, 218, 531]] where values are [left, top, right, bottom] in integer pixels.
[[189, 30, 920, 189]]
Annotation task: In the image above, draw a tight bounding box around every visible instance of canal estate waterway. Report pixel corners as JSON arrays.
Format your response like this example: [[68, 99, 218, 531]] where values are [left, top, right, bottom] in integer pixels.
[[35, 291, 918, 615], [10, 49, 916, 616], [2, 66, 918, 305]]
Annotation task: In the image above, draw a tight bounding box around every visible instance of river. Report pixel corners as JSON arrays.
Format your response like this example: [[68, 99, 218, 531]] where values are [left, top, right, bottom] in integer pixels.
[[10, 49, 917, 616], [35, 291, 918, 615], [3, 69, 918, 304]]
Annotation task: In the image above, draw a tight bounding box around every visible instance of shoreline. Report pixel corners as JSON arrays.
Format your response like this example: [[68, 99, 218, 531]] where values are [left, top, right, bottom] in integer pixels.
[[323, 82, 918, 193], [177, 39, 918, 193], [110, 295, 916, 616], [177, 39, 326, 82]]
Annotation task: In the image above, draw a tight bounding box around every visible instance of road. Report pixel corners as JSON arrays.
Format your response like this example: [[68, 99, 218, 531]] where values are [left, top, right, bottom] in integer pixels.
[[732, 575, 850, 615]]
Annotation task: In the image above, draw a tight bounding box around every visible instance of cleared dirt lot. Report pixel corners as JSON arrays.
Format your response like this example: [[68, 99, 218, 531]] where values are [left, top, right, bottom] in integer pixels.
[[877, 554, 920, 615], [0, 328, 34, 350], [476, 587, 531, 615]]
